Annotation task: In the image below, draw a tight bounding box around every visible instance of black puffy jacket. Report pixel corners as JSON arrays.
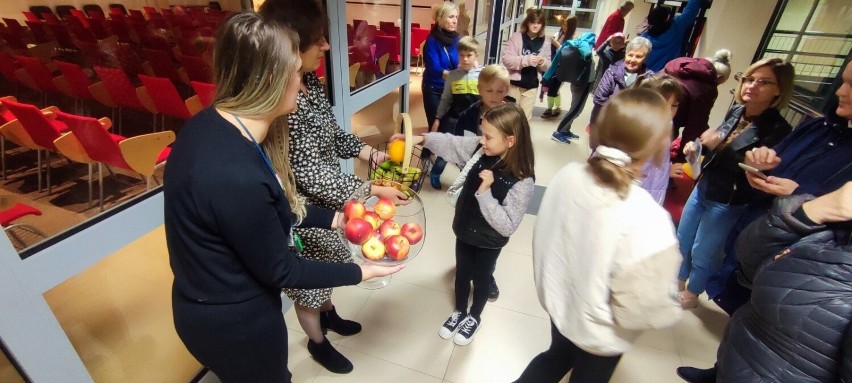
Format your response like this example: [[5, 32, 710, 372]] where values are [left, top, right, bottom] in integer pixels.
[[717, 194, 852, 382]]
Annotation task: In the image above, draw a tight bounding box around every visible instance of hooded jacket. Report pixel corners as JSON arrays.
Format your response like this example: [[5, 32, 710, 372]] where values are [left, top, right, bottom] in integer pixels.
[[543, 32, 596, 85], [664, 57, 719, 162], [717, 194, 852, 383]]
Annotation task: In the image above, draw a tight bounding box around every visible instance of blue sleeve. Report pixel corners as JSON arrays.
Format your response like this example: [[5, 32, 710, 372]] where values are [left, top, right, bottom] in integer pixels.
[[423, 37, 446, 80], [674, 0, 702, 30]]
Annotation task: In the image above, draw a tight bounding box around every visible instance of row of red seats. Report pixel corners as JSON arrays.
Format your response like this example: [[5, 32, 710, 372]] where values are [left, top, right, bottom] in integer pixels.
[[0, 53, 214, 132], [0, 96, 174, 211]]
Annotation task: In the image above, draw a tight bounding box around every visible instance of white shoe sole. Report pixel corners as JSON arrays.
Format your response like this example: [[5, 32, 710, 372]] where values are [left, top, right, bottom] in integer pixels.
[[439, 327, 457, 339], [453, 330, 477, 346]]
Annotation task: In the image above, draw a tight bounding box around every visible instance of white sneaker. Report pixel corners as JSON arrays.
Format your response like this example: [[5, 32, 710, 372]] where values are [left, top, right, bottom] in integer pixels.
[[453, 316, 480, 346], [438, 311, 463, 339]]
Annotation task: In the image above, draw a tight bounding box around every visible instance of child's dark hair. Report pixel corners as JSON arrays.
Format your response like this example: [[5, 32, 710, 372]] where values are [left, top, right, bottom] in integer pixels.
[[590, 89, 670, 199], [482, 104, 535, 180]]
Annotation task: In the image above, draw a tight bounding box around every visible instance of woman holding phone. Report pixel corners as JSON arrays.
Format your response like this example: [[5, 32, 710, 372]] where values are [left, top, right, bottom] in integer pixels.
[[676, 58, 794, 309]]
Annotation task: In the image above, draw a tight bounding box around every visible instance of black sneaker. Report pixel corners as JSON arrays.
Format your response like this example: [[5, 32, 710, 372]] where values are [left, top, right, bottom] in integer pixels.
[[489, 276, 500, 301], [566, 131, 580, 140], [453, 315, 480, 346], [438, 311, 464, 339]]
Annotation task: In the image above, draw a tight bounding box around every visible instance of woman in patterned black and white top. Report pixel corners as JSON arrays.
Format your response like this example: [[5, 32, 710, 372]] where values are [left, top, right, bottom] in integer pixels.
[[260, 0, 409, 375]]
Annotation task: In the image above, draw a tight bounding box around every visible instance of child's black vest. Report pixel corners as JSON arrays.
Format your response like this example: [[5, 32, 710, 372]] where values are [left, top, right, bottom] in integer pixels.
[[452, 154, 520, 249]]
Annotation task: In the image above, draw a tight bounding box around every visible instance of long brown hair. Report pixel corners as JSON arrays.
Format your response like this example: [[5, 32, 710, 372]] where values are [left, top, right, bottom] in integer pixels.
[[561, 15, 577, 41], [211, 12, 306, 221], [483, 103, 535, 180], [590, 89, 670, 199]]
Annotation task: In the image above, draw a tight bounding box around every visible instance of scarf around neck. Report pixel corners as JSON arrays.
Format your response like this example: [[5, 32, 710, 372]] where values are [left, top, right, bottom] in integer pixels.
[[431, 26, 459, 47]]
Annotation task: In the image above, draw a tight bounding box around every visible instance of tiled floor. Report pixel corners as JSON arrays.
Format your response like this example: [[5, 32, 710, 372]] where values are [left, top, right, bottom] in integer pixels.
[[197, 77, 730, 383], [0, 74, 728, 383]]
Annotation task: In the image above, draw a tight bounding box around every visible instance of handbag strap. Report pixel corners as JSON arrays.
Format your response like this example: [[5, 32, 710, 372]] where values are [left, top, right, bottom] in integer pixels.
[[448, 147, 484, 192]]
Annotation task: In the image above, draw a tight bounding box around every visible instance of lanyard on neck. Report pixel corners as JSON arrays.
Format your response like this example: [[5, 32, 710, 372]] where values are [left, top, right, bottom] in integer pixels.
[[231, 114, 304, 252], [232, 114, 284, 189]]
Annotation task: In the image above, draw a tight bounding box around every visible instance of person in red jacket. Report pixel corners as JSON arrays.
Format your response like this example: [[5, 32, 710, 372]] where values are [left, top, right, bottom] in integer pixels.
[[594, 1, 634, 49]]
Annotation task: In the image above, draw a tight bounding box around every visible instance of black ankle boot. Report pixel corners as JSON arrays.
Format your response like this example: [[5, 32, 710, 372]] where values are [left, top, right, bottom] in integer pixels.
[[320, 306, 362, 336], [676, 365, 717, 383], [307, 336, 353, 374]]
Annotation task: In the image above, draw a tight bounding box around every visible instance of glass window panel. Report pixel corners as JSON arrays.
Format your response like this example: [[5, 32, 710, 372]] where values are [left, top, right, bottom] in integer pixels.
[[472, 0, 492, 36], [347, 1, 405, 91], [351, 89, 404, 177], [806, 0, 852, 34], [575, 11, 594, 29], [776, 0, 814, 31], [576, 0, 600, 10], [542, 9, 572, 29]]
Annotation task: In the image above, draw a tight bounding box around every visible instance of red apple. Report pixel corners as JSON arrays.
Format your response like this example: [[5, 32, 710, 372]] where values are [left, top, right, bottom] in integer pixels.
[[362, 211, 381, 230], [383, 235, 410, 261], [361, 235, 386, 260], [400, 222, 423, 245], [373, 197, 397, 220], [344, 218, 374, 244], [343, 199, 366, 221], [378, 219, 401, 238]]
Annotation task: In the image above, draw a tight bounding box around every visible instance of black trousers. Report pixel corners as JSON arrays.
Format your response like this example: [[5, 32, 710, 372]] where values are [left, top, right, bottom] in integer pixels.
[[454, 239, 501, 319], [514, 321, 622, 383], [173, 290, 291, 383]]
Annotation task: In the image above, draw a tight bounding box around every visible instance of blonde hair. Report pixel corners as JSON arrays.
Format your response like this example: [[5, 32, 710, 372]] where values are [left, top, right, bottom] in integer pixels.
[[483, 104, 535, 179], [520, 7, 545, 38], [734, 57, 795, 109], [432, 2, 458, 28], [457, 36, 479, 54], [708, 49, 732, 83], [590, 89, 671, 199], [478, 64, 510, 89], [212, 12, 306, 220]]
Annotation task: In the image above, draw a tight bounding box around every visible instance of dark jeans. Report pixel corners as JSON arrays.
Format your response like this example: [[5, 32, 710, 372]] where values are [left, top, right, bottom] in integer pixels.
[[555, 82, 592, 134], [421, 82, 444, 163], [421, 82, 443, 128], [454, 239, 501, 319], [514, 321, 622, 383]]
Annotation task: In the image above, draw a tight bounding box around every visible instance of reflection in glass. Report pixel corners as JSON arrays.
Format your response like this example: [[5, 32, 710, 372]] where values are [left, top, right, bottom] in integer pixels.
[[347, 2, 405, 91], [351, 89, 403, 166]]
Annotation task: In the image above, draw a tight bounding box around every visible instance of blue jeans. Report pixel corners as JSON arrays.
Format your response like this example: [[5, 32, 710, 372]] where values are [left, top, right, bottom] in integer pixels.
[[676, 184, 747, 295]]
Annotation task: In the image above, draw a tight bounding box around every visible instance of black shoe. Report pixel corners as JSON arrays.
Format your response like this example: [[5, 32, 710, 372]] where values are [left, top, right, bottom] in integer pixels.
[[676, 366, 717, 383], [307, 337, 353, 374], [488, 276, 499, 301], [320, 306, 362, 336]]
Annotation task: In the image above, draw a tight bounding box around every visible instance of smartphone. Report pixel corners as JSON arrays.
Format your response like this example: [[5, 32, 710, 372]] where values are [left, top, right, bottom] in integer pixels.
[[738, 163, 768, 180]]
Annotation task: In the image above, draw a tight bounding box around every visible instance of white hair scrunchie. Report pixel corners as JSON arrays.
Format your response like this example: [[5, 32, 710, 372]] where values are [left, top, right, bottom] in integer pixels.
[[592, 145, 632, 168]]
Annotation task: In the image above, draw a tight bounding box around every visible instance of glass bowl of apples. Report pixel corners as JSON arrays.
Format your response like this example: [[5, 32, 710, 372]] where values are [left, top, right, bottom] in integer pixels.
[[339, 180, 426, 288]]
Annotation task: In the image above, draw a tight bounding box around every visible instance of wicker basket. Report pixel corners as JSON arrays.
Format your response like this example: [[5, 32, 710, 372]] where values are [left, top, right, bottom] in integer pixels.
[[367, 113, 432, 192]]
